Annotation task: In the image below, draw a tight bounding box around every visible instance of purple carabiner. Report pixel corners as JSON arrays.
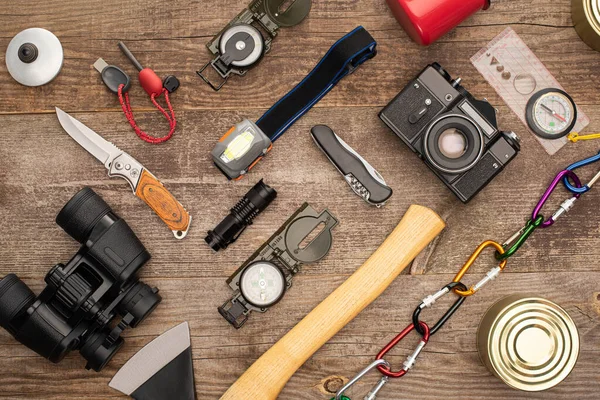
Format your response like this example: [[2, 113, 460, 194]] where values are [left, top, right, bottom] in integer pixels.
[[532, 170, 582, 228]]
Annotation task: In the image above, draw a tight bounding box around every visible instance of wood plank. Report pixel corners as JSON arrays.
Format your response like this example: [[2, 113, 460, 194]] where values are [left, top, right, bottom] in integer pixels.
[[0, 0, 599, 398], [0, 274, 597, 399], [0, 109, 599, 279]]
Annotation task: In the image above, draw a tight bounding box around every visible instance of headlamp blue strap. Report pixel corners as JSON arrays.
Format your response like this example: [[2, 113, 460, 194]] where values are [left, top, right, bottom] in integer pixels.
[[256, 26, 377, 142]]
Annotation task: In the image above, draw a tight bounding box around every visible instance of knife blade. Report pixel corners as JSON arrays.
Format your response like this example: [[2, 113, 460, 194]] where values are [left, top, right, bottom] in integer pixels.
[[109, 322, 196, 400], [55, 107, 191, 239], [311, 125, 393, 207]]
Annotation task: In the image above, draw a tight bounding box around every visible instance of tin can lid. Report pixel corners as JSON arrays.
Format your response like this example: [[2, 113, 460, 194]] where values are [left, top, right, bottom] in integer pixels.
[[592, 0, 600, 30], [478, 295, 579, 391]]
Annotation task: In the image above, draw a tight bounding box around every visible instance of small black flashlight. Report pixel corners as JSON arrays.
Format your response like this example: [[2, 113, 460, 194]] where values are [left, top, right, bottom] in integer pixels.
[[206, 179, 277, 251]]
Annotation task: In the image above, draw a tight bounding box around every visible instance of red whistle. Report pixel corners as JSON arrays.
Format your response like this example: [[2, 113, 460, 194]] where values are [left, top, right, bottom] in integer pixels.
[[139, 68, 163, 96], [118, 41, 163, 96]]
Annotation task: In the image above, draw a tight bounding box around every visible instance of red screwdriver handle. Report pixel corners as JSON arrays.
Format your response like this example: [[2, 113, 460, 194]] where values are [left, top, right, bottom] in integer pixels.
[[139, 68, 163, 96]]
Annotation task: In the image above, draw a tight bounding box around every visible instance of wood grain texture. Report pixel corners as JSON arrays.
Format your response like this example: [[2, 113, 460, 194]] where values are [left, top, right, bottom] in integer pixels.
[[135, 169, 191, 235], [0, 0, 599, 399], [221, 205, 444, 399]]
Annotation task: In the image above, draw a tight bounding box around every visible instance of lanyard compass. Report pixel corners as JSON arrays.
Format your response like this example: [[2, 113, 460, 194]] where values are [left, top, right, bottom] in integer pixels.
[[525, 88, 577, 139]]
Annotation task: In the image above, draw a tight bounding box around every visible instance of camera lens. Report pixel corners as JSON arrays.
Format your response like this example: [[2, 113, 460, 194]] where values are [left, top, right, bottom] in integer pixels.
[[0, 274, 36, 330], [56, 187, 112, 243], [438, 128, 467, 159], [80, 329, 123, 372], [117, 282, 161, 328], [423, 115, 484, 174]]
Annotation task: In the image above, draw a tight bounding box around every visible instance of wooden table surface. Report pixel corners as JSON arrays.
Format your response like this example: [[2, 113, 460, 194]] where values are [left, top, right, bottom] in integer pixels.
[[1, 0, 599, 399]]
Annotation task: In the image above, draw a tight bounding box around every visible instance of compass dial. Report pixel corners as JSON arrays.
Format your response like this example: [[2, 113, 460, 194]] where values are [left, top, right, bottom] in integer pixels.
[[525, 88, 577, 140], [239, 261, 285, 308]]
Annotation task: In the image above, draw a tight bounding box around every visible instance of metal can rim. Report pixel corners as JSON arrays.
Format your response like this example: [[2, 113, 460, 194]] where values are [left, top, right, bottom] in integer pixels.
[[477, 294, 580, 392]]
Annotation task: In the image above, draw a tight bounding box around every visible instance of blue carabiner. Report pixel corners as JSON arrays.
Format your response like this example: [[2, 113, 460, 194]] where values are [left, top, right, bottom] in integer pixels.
[[563, 150, 600, 194]]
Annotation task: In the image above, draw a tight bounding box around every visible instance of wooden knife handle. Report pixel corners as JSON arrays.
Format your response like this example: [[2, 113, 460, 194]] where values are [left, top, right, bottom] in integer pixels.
[[135, 169, 191, 238], [220, 204, 445, 400]]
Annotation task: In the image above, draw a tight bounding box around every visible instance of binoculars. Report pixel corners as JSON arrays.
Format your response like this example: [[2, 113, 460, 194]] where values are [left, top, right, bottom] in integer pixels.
[[0, 188, 160, 371]]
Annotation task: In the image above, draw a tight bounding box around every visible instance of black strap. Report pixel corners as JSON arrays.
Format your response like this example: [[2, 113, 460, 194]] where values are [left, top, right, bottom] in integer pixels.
[[256, 26, 377, 141]]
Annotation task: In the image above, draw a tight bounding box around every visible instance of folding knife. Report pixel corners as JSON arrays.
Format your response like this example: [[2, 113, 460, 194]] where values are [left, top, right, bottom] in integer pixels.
[[311, 125, 393, 207], [55, 107, 191, 239]]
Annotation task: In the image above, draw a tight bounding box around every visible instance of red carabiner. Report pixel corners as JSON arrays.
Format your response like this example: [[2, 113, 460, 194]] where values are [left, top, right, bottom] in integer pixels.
[[376, 321, 430, 378]]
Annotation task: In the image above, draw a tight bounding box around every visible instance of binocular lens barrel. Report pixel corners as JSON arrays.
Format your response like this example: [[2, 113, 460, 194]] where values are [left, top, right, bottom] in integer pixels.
[[56, 187, 112, 244], [0, 274, 35, 331], [80, 329, 124, 372], [118, 282, 162, 328]]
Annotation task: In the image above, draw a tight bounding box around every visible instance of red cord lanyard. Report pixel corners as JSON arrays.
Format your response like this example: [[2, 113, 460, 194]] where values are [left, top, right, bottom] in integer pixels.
[[118, 84, 177, 144]]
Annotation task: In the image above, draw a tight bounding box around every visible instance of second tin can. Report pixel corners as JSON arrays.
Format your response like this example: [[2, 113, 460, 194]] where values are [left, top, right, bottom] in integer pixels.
[[572, 0, 600, 51], [477, 294, 579, 391]]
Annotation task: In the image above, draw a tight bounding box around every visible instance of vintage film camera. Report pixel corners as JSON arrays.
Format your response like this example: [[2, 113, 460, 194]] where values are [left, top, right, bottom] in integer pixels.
[[0, 188, 160, 371], [379, 63, 520, 202]]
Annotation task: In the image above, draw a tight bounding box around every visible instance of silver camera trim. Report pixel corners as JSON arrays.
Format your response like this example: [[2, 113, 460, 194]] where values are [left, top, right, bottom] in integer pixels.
[[422, 113, 485, 175]]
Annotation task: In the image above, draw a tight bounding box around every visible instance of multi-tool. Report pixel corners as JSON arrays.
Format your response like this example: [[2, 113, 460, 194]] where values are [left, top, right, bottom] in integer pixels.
[[311, 125, 393, 207], [218, 203, 337, 329], [55, 107, 191, 239]]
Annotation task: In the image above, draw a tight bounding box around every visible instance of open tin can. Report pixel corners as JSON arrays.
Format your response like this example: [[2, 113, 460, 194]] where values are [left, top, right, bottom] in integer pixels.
[[477, 294, 579, 391], [572, 0, 600, 51]]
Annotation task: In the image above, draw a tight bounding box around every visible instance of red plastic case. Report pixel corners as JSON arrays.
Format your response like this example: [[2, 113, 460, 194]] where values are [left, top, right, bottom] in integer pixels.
[[386, 0, 490, 46]]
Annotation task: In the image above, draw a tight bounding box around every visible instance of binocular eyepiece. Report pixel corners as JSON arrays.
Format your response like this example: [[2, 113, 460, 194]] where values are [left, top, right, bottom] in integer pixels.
[[0, 188, 160, 371]]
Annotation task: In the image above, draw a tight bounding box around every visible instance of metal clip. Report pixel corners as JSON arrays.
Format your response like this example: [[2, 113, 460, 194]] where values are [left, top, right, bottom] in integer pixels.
[[413, 282, 468, 336], [563, 150, 600, 194], [551, 196, 577, 222], [452, 241, 507, 297], [334, 359, 390, 400], [472, 266, 502, 293], [376, 321, 430, 378], [532, 170, 582, 228], [363, 376, 389, 400], [402, 340, 426, 371], [495, 215, 544, 261], [421, 286, 449, 308]]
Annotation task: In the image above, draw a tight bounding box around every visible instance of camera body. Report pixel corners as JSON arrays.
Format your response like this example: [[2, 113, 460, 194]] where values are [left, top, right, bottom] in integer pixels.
[[379, 63, 520, 202], [0, 188, 161, 371]]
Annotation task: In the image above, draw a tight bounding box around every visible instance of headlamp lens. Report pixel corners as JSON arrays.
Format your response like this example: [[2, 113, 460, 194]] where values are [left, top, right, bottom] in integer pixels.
[[220, 129, 255, 163]]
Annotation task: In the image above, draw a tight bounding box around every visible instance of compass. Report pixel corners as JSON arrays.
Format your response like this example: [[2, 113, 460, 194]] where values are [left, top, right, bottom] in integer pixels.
[[239, 261, 286, 308], [525, 88, 577, 139]]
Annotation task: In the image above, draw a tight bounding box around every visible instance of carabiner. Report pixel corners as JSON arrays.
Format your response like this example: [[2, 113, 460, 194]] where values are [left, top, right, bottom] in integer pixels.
[[532, 170, 582, 228], [495, 215, 544, 261], [563, 150, 600, 194], [452, 240, 507, 297], [333, 359, 390, 400], [412, 282, 468, 336], [376, 321, 430, 378]]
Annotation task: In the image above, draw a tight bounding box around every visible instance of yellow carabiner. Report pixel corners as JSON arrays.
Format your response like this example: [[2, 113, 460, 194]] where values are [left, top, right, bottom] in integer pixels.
[[452, 241, 507, 297]]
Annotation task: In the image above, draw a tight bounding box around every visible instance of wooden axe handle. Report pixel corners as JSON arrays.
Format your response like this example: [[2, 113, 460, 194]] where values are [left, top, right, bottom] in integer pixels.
[[221, 205, 445, 400]]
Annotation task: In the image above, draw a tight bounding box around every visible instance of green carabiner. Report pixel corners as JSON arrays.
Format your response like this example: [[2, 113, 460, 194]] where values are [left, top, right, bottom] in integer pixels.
[[495, 215, 544, 261], [330, 397, 351, 400]]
